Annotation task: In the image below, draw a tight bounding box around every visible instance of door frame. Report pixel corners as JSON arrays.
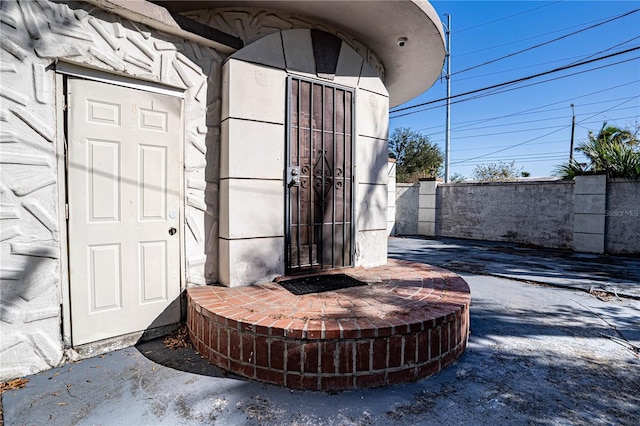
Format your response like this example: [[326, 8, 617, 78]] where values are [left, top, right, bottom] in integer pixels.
[[55, 65, 186, 349], [284, 75, 356, 275]]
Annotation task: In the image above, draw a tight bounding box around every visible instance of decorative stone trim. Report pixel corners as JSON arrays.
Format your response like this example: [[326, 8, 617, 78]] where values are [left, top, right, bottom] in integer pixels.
[[184, 7, 385, 82]]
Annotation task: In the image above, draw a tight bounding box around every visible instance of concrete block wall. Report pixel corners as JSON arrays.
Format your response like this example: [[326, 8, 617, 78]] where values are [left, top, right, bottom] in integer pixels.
[[435, 180, 575, 249], [394, 177, 640, 254], [395, 183, 419, 235]]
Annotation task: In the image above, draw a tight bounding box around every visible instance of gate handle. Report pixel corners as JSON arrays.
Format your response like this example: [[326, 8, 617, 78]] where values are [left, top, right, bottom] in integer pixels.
[[287, 167, 300, 188], [169, 227, 177, 236]]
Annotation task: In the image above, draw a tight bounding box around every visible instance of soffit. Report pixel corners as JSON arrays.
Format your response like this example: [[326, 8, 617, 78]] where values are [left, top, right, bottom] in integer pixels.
[[155, 1, 446, 107]]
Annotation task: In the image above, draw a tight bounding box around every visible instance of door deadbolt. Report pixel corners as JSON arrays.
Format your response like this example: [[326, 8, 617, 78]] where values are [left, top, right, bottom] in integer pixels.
[[169, 227, 177, 236]]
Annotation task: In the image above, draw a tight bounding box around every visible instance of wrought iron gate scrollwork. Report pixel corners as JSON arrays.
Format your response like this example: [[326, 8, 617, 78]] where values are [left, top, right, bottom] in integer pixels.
[[285, 77, 355, 273]]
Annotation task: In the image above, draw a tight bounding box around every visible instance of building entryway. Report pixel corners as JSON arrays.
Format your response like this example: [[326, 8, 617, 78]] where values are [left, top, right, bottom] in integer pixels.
[[285, 77, 355, 274], [66, 78, 182, 345]]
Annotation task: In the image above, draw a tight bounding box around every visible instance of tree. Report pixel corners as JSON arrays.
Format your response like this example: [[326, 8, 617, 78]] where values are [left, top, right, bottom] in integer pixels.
[[472, 161, 522, 182], [388, 127, 443, 182], [556, 122, 640, 179], [450, 173, 466, 182]]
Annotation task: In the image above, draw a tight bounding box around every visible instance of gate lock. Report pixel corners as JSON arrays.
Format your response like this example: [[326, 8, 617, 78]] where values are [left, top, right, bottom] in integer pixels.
[[287, 167, 300, 188]]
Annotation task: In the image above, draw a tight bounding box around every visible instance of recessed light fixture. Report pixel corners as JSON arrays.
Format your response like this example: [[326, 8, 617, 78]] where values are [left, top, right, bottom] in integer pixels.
[[397, 37, 408, 47]]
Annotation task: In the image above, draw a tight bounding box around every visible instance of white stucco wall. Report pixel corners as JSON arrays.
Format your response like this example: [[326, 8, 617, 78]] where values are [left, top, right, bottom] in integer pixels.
[[0, 0, 218, 380], [0, 0, 391, 379]]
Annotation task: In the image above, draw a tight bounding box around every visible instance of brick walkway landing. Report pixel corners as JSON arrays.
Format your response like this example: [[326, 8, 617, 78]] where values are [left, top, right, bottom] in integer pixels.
[[187, 259, 470, 391]]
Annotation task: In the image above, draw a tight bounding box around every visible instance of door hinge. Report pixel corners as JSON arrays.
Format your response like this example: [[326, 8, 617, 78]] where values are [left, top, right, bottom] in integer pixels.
[[65, 203, 69, 220]]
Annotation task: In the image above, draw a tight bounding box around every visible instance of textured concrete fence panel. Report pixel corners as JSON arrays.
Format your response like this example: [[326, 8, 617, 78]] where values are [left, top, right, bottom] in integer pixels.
[[395, 183, 419, 235], [606, 179, 640, 254], [436, 180, 575, 249], [393, 177, 640, 254]]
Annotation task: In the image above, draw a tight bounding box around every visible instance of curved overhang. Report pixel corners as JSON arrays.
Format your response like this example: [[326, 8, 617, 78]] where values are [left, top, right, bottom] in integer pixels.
[[156, 1, 446, 107], [84, 0, 446, 106]]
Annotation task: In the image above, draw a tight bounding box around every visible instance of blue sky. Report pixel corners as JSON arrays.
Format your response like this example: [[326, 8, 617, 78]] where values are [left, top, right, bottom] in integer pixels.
[[390, 0, 640, 179]]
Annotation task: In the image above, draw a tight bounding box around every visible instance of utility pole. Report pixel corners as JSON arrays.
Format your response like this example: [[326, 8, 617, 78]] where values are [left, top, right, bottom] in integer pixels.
[[570, 103, 576, 163], [444, 14, 451, 183]]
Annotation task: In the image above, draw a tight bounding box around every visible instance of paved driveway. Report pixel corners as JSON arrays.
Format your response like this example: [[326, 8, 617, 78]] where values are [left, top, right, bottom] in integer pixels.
[[388, 236, 640, 299], [2, 238, 639, 425]]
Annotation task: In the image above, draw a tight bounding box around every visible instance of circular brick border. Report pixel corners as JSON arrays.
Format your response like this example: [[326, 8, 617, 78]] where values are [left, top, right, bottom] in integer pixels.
[[187, 259, 470, 391]]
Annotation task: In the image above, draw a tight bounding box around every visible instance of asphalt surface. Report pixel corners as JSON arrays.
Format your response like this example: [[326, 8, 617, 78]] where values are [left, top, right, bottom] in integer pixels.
[[389, 237, 640, 299], [2, 237, 639, 425]]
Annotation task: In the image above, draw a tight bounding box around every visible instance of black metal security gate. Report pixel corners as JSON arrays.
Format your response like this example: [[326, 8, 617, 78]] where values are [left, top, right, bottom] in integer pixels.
[[285, 76, 355, 274]]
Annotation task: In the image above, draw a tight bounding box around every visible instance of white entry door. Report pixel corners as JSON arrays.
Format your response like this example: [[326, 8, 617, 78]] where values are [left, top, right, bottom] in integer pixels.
[[67, 78, 182, 346]]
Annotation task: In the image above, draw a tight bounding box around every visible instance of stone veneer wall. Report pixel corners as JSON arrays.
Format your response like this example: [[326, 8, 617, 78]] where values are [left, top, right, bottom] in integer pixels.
[[0, 0, 219, 380]]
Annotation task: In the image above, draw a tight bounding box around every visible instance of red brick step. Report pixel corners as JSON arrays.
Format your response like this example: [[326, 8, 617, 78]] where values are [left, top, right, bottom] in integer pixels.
[[187, 259, 471, 391]]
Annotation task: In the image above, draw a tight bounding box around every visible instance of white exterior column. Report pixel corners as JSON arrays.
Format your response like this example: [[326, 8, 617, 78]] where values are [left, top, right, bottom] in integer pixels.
[[573, 175, 606, 253], [418, 178, 438, 237], [219, 59, 287, 287], [387, 159, 397, 236]]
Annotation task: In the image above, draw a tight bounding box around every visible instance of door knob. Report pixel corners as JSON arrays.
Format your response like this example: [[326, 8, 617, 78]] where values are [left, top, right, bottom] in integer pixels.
[[169, 227, 177, 236]]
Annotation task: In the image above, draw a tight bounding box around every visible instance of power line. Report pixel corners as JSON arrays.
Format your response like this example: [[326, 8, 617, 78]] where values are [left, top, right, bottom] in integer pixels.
[[458, 156, 568, 166], [448, 124, 570, 140], [447, 139, 569, 153], [432, 114, 639, 145], [452, 8, 639, 76], [452, 57, 638, 104], [412, 89, 640, 133], [456, 151, 568, 160], [450, 96, 638, 165], [390, 50, 640, 117], [567, 35, 640, 66], [450, 126, 570, 166], [455, 1, 564, 34], [442, 81, 640, 130], [456, 9, 640, 58], [420, 103, 639, 136], [454, 153, 567, 164], [455, 39, 640, 83], [577, 96, 640, 125]]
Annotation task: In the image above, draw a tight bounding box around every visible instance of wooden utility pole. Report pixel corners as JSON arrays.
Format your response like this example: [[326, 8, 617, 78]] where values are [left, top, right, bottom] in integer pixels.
[[570, 103, 576, 162]]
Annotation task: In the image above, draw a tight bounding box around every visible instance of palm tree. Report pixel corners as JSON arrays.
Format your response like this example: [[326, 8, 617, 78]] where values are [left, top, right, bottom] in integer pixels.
[[556, 122, 640, 179]]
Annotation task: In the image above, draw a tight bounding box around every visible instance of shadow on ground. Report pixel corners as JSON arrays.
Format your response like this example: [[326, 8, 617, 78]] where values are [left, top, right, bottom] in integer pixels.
[[389, 236, 640, 298], [2, 239, 640, 425]]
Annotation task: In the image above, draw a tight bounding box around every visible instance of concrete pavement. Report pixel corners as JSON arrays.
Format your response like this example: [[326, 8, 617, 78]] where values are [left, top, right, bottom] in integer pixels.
[[2, 238, 639, 425], [389, 236, 640, 299]]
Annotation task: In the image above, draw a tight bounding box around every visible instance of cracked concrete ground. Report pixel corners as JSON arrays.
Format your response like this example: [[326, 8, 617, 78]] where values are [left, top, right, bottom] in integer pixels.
[[2, 238, 639, 425]]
